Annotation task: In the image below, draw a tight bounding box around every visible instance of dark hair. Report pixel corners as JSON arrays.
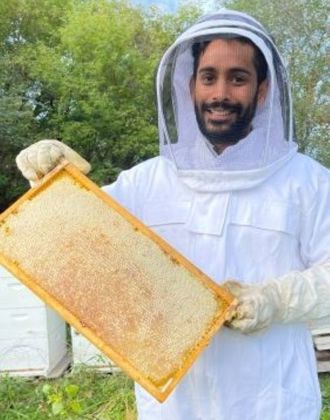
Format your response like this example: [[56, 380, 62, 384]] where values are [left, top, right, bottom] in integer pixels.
[[192, 35, 268, 85]]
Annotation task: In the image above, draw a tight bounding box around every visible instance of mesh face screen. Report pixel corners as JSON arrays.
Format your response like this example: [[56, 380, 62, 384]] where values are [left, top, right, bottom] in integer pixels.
[[0, 162, 234, 401]]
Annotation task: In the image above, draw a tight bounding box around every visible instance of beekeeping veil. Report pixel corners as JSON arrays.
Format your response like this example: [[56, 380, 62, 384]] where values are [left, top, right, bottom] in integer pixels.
[[156, 10, 298, 191]]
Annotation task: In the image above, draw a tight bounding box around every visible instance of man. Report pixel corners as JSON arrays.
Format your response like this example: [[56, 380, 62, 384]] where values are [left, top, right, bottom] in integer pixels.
[[16, 10, 330, 420]]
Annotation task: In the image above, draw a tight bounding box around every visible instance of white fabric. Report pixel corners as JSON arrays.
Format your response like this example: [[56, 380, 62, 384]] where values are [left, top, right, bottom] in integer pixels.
[[16, 139, 91, 186], [103, 153, 330, 420], [224, 263, 330, 334]]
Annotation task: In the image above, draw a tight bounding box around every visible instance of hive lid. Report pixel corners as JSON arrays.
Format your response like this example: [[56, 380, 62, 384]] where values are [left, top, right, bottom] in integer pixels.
[[0, 162, 235, 402]]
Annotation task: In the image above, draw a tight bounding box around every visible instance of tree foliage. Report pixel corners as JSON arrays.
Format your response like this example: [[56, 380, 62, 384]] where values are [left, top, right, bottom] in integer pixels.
[[0, 0, 199, 211]]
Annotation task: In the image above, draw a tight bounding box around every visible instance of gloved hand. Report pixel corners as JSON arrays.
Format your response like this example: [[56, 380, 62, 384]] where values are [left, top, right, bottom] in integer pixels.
[[16, 139, 91, 186], [224, 262, 330, 334]]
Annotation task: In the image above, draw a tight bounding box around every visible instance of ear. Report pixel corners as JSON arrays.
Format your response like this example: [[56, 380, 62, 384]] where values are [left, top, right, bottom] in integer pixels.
[[257, 79, 268, 105], [189, 76, 196, 101]]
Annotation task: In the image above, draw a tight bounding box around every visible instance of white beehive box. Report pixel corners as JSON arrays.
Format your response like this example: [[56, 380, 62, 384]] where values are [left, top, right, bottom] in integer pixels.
[[71, 327, 117, 372], [0, 265, 70, 377], [309, 318, 330, 373]]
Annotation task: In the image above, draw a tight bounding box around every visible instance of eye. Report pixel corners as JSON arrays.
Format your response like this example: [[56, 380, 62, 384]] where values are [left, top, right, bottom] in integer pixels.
[[200, 73, 216, 85], [231, 75, 248, 85]]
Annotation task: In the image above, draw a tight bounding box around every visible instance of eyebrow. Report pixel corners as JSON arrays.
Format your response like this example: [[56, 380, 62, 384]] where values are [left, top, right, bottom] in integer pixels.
[[229, 67, 252, 76], [198, 66, 252, 76], [198, 66, 216, 74]]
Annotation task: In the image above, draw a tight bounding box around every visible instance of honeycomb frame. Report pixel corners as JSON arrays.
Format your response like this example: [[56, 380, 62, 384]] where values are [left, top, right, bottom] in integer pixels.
[[0, 162, 235, 402]]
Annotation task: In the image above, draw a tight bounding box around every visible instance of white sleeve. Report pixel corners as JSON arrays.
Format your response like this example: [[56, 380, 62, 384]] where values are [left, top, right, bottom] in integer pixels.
[[299, 166, 330, 266], [225, 163, 330, 333], [225, 262, 330, 333], [275, 262, 330, 323], [278, 164, 330, 323]]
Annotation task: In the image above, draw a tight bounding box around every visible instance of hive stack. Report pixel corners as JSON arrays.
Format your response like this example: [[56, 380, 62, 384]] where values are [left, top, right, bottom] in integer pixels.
[[0, 265, 70, 377], [310, 319, 330, 373]]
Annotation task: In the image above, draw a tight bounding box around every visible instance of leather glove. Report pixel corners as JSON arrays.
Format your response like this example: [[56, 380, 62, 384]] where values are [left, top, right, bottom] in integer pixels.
[[224, 262, 330, 334], [16, 139, 91, 186]]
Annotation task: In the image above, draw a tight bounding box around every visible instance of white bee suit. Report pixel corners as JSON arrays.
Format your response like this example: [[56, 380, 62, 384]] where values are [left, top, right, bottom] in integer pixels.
[[104, 153, 328, 420], [103, 10, 330, 420]]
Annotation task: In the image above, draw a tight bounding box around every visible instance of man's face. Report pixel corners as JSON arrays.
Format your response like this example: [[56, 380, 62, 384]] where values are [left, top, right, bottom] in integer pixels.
[[190, 39, 267, 152]]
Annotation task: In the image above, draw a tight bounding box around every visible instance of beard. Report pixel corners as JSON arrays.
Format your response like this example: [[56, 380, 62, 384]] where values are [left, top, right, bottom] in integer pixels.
[[194, 94, 258, 146]]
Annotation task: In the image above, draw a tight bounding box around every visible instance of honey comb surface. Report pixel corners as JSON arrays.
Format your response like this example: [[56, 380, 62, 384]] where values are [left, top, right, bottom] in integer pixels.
[[0, 164, 233, 401]]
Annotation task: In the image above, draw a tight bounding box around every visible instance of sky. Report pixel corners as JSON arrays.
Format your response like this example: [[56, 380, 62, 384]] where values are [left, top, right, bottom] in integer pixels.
[[132, 0, 222, 13], [133, 0, 179, 11]]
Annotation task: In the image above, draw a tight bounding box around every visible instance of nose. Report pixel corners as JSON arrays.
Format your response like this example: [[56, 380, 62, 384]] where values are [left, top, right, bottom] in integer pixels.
[[211, 78, 230, 102]]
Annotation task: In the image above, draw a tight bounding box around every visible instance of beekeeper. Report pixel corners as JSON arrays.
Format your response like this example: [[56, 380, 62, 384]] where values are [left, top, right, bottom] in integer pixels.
[[16, 10, 330, 420]]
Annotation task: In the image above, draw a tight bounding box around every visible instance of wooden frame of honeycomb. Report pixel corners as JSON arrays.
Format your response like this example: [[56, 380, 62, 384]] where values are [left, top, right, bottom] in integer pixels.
[[0, 162, 235, 402]]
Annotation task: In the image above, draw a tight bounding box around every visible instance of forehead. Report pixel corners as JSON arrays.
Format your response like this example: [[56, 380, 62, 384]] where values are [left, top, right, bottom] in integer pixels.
[[197, 39, 256, 72]]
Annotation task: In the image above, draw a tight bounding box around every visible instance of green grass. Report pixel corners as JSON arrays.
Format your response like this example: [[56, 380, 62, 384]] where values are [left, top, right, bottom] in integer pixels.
[[1, 371, 330, 419], [0, 368, 136, 419], [321, 374, 330, 420]]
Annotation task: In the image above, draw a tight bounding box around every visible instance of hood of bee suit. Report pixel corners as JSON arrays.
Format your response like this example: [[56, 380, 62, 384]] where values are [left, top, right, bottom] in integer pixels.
[[156, 10, 298, 192]]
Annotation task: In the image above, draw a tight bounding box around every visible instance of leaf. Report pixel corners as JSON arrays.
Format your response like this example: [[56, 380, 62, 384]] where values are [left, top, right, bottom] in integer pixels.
[[69, 400, 82, 414], [49, 393, 62, 403], [52, 401, 64, 416], [42, 384, 52, 395], [64, 384, 80, 398]]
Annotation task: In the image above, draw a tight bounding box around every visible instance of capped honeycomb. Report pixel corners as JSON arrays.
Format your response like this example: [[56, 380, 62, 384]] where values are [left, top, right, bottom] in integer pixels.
[[0, 162, 235, 402]]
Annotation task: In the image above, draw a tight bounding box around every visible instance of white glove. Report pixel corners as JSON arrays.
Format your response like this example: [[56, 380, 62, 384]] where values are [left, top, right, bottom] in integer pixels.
[[16, 139, 91, 186], [224, 262, 330, 334]]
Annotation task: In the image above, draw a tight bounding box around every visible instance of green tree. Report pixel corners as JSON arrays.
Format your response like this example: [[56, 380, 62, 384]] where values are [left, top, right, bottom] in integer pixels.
[[221, 0, 329, 166], [0, 0, 200, 211], [0, 0, 73, 211], [24, 0, 201, 185]]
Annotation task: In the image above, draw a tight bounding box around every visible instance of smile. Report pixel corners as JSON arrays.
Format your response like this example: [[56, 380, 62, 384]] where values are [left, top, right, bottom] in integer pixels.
[[206, 107, 236, 122], [208, 109, 233, 117]]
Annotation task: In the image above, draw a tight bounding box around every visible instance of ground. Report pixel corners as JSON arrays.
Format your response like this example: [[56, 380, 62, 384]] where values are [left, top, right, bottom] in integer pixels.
[[1, 370, 329, 419]]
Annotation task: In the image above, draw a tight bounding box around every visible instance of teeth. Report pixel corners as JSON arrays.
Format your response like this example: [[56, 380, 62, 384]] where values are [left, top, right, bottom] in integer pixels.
[[211, 109, 231, 116]]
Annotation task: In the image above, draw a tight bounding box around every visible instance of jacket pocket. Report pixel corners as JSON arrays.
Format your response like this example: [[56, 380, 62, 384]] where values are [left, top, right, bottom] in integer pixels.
[[142, 200, 191, 227], [142, 201, 191, 254], [226, 200, 301, 273], [229, 200, 299, 237]]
